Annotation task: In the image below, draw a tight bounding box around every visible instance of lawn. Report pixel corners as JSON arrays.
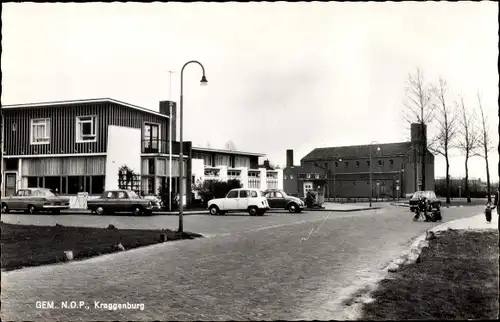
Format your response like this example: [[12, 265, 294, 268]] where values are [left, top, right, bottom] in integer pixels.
[[1, 222, 203, 271], [359, 230, 499, 320]]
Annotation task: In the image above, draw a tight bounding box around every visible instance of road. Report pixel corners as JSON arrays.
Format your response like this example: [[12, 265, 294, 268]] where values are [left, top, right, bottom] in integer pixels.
[[1, 205, 484, 321]]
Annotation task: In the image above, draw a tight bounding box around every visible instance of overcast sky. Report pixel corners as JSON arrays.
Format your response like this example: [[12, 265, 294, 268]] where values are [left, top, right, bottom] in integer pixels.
[[2, 2, 498, 182]]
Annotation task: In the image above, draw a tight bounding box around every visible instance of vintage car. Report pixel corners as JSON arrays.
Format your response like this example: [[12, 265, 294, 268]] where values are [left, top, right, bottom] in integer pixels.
[[264, 189, 304, 213], [142, 194, 163, 210], [207, 188, 270, 216], [87, 189, 154, 215], [409, 190, 442, 212], [1, 188, 70, 214]]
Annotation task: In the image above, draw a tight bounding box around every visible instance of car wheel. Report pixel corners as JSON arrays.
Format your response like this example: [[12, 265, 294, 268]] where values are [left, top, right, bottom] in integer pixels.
[[95, 206, 105, 215], [209, 205, 220, 216], [248, 207, 258, 216], [27, 205, 36, 214], [288, 203, 297, 213], [1, 203, 9, 213], [132, 206, 143, 216]]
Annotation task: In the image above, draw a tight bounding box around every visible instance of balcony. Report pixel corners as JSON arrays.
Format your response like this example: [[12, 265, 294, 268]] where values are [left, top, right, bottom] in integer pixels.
[[141, 139, 185, 155]]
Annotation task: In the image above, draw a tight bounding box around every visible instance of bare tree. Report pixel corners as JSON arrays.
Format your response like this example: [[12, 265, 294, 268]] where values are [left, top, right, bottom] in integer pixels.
[[476, 92, 494, 202], [225, 141, 237, 151], [456, 96, 480, 203], [428, 78, 458, 205], [403, 68, 435, 191]]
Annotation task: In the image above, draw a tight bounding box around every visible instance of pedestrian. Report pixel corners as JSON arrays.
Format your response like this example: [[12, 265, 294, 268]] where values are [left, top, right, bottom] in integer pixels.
[[484, 201, 492, 223], [493, 189, 499, 215]]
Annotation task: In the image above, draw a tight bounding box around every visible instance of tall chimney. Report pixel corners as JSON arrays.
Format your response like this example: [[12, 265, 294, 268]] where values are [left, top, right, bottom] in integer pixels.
[[286, 149, 294, 167]]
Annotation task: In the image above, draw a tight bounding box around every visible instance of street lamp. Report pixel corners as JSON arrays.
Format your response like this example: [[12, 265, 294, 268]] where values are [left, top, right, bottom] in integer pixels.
[[332, 156, 342, 201], [178, 60, 207, 233], [369, 141, 381, 207]]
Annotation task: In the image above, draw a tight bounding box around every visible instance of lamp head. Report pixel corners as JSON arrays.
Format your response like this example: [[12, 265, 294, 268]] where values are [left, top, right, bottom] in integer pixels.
[[200, 75, 208, 86], [338, 158, 342, 162], [377, 147, 381, 151]]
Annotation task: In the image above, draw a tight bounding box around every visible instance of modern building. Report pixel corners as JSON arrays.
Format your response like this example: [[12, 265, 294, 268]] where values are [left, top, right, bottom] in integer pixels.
[[283, 123, 435, 200], [1, 98, 282, 206]]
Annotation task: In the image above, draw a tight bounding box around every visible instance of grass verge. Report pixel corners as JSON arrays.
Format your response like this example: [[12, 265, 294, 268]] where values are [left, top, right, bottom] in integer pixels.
[[359, 230, 499, 320], [1, 222, 203, 271]]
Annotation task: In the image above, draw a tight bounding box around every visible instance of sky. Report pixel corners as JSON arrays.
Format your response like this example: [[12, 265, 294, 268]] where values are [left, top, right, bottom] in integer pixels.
[[2, 2, 499, 182]]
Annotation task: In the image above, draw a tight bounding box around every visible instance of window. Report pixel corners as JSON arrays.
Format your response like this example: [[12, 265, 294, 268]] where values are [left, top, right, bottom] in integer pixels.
[[353, 182, 356, 187], [30, 118, 51, 144], [105, 191, 116, 198], [27, 177, 39, 188], [378, 160, 383, 166], [324, 162, 328, 168], [284, 175, 288, 180], [227, 190, 238, 198], [355, 161, 360, 167], [367, 160, 371, 166], [265, 192, 273, 198], [68, 176, 85, 194], [147, 177, 154, 194], [5, 159, 18, 171], [44, 176, 61, 192], [239, 190, 249, 198], [117, 191, 127, 199], [128, 191, 141, 199], [76, 116, 97, 142], [148, 159, 155, 175], [335, 162, 339, 167], [389, 159, 394, 166], [275, 192, 283, 198], [290, 175, 294, 180], [251, 191, 258, 198], [344, 161, 349, 168], [91, 176, 105, 195]]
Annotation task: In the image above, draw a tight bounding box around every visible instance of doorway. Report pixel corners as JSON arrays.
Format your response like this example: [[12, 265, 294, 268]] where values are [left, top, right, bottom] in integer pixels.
[[4, 173, 17, 197]]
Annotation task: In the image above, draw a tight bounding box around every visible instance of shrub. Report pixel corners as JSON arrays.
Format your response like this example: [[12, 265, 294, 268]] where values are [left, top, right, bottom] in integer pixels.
[[193, 179, 243, 207]]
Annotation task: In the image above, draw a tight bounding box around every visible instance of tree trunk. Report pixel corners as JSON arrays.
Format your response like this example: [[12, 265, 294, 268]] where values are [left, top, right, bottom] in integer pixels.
[[445, 155, 450, 204], [421, 124, 426, 190], [485, 153, 491, 202], [464, 157, 469, 202]]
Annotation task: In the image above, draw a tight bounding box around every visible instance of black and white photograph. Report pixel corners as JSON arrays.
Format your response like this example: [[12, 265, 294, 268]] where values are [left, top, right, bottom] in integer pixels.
[[1, 1, 498, 320]]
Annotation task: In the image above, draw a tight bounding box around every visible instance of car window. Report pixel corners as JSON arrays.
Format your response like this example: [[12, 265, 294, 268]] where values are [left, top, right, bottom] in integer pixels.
[[105, 191, 116, 199], [117, 191, 128, 199], [264, 192, 273, 198], [251, 191, 258, 198], [24, 190, 32, 197], [240, 190, 250, 198], [16, 190, 25, 197], [226, 190, 238, 198], [275, 192, 283, 198], [260, 191, 266, 197], [32, 190, 41, 197]]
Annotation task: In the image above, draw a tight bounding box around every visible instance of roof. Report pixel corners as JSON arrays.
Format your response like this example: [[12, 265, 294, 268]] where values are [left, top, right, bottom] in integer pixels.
[[1, 98, 169, 119], [192, 146, 266, 157], [301, 142, 413, 161]]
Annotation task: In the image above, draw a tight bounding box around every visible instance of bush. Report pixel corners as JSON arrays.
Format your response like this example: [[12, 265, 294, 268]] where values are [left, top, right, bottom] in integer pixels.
[[193, 179, 242, 207]]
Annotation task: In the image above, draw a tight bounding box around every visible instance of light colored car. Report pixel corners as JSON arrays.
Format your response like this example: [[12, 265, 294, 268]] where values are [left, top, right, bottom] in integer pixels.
[[208, 188, 270, 216], [1, 188, 70, 214], [143, 194, 163, 210]]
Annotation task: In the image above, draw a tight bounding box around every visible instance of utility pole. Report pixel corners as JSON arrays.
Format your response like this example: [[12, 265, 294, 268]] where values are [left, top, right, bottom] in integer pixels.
[[168, 70, 174, 211], [0, 111, 3, 197]]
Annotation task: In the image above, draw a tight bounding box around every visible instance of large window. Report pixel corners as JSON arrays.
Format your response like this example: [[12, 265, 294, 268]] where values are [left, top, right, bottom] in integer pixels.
[[215, 154, 231, 167], [76, 116, 97, 142], [44, 176, 61, 192], [91, 176, 105, 194], [27, 177, 39, 188], [68, 176, 85, 194], [30, 118, 51, 144]]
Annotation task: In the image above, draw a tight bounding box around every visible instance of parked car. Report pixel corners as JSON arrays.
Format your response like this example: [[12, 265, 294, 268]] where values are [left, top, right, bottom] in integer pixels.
[[264, 189, 304, 213], [87, 190, 154, 215], [142, 194, 163, 210], [207, 188, 270, 216], [1, 188, 70, 214], [409, 190, 441, 212]]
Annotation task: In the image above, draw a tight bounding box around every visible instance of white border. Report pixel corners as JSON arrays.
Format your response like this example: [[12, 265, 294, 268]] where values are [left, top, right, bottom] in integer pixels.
[[30, 118, 51, 145]]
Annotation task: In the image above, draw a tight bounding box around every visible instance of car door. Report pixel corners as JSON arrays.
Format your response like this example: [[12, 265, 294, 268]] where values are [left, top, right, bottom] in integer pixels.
[[102, 191, 116, 212], [265, 191, 276, 208], [8, 189, 24, 209], [223, 190, 239, 210], [116, 191, 131, 212], [238, 190, 250, 210], [19, 189, 33, 210], [274, 191, 287, 208]]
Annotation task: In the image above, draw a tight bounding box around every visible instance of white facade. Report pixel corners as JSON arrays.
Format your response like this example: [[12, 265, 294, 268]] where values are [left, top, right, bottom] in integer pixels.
[[105, 125, 142, 190]]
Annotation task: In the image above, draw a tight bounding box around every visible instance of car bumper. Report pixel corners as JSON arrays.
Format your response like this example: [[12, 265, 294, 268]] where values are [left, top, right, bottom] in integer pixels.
[[42, 205, 70, 210]]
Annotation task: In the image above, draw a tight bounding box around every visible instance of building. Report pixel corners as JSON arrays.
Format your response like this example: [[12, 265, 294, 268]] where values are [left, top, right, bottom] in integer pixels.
[[283, 123, 435, 199], [1, 98, 282, 206]]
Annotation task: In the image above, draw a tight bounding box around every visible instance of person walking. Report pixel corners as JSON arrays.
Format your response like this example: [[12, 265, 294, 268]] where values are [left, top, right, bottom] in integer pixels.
[[484, 201, 492, 223]]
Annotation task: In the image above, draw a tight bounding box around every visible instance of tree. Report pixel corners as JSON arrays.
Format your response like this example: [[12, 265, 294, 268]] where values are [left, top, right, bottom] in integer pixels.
[[428, 78, 458, 205], [192, 179, 242, 206], [225, 141, 236, 151], [476, 92, 494, 202], [403, 68, 435, 191], [456, 96, 480, 203]]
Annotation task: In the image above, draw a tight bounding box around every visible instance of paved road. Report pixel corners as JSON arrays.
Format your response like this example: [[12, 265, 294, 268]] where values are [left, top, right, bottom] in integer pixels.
[[1, 205, 483, 321]]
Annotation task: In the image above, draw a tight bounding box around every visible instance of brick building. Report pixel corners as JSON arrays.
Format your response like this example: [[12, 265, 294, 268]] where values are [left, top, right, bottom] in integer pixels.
[[283, 123, 435, 199]]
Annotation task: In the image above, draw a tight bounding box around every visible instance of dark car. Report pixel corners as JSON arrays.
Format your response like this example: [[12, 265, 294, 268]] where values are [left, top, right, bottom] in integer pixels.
[[87, 190, 154, 215], [409, 190, 441, 212], [264, 189, 305, 213]]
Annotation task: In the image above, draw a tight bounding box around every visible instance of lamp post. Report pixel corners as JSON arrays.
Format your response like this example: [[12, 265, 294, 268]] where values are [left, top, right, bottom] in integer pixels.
[[178, 60, 207, 233], [369, 141, 380, 207], [332, 156, 342, 202]]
